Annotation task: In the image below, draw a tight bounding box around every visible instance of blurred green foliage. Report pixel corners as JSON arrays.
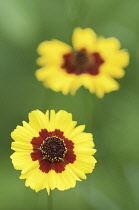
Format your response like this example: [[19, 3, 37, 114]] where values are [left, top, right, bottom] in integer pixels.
[[1, 0, 139, 209]]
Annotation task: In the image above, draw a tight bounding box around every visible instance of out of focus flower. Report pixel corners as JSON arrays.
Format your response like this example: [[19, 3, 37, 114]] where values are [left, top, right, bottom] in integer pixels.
[[11, 109, 96, 194], [36, 28, 129, 98]]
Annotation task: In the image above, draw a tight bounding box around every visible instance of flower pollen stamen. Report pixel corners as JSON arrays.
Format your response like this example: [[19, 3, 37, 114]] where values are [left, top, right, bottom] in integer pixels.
[[40, 136, 67, 162]]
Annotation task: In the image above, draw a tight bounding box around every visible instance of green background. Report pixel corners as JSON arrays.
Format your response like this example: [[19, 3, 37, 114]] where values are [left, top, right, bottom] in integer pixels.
[[1, 0, 139, 209]]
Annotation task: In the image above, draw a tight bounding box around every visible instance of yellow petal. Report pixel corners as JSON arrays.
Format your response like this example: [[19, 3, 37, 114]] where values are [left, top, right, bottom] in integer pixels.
[[73, 155, 97, 173], [49, 110, 56, 131], [54, 110, 77, 136], [72, 27, 97, 51], [86, 74, 119, 98], [68, 163, 87, 179], [35, 67, 49, 81], [56, 169, 76, 191], [21, 167, 50, 194], [95, 38, 129, 68], [74, 148, 96, 156], [111, 50, 129, 67], [95, 37, 121, 52], [10, 151, 35, 170], [11, 123, 37, 143], [101, 64, 125, 78], [68, 125, 85, 138], [29, 109, 49, 133], [37, 40, 72, 66], [72, 132, 94, 147], [11, 142, 32, 151]]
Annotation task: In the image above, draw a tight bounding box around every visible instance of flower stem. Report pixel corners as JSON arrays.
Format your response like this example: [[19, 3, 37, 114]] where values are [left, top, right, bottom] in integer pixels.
[[83, 88, 95, 132], [47, 193, 53, 210]]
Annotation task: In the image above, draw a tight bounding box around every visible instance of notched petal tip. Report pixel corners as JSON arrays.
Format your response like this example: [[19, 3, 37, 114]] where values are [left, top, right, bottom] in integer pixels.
[[37, 41, 48, 55], [72, 27, 97, 51]]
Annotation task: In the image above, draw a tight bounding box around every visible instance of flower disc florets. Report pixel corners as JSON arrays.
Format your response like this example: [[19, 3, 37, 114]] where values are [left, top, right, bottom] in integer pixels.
[[62, 49, 104, 75], [40, 136, 67, 162]]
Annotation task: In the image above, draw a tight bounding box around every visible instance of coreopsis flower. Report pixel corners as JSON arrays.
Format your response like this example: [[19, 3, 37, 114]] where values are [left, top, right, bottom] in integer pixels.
[[11, 110, 96, 194], [36, 27, 129, 98]]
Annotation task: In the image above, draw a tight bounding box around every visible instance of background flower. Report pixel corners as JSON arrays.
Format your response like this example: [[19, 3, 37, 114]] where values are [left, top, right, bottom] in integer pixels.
[[11, 110, 96, 194], [36, 27, 129, 98]]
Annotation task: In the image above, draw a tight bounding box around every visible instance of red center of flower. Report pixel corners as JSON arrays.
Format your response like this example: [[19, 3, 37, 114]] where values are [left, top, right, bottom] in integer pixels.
[[62, 49, 104, 75], [40, 136, 67, 162], [31, 129, 76, 173]]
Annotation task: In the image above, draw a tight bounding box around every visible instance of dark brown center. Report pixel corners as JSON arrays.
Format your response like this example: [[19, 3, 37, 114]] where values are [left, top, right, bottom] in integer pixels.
[[40, 136, 67, 162], [62, 49, 104, 75]]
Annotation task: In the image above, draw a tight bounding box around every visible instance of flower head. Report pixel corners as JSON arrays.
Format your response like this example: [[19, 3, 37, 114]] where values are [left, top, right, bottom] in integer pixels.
[[11, 110, 96, 194], [36, 27, 129, 98]]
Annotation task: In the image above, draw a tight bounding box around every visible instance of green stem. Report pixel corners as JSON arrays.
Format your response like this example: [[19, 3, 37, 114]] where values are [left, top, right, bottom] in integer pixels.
[[83, 88, 95, 132], [47, 192, 53, 210]]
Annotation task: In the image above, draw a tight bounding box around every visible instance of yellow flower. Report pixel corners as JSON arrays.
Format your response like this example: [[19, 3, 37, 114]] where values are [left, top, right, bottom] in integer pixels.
[[36, 27, 129, 98], [11, 110, 96, 194]]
